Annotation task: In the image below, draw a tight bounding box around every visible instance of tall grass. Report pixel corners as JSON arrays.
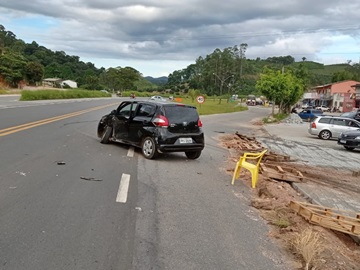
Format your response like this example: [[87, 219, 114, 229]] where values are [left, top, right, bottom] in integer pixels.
[[179, 97, 247, 115], [20, 89, 111, 100], [291, 228, 323, 270]]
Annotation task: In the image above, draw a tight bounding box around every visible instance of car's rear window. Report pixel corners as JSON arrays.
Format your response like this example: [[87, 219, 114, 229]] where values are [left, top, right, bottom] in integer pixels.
[[163, 105, 199, 123]]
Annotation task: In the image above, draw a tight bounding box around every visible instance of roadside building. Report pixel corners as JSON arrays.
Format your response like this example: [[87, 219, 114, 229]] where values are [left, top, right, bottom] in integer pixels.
[[42, 78, 78, 89], [350, 83, 360, 109], [42, 78, 62, 87], [302, 80, 360, 112]]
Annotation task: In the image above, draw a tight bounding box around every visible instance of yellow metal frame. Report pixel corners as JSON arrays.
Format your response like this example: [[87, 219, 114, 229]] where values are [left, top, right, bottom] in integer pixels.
[[231, 149, 267, 188]]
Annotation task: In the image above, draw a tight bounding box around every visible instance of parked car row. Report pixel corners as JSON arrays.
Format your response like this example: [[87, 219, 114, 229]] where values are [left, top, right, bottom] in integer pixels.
[[307, 115, 360, 151]]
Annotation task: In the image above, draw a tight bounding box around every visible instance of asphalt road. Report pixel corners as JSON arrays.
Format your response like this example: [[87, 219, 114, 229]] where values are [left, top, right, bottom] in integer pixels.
[[0, 96, 289, 270]]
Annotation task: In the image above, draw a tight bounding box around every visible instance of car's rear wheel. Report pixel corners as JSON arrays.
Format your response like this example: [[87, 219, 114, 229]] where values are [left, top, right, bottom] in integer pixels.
[[344, 146, 355, 151], [185, 151, 201, 159], [141, 137, 158, 159], [100, 125, 112, 144], [319, 130, 331, 140]]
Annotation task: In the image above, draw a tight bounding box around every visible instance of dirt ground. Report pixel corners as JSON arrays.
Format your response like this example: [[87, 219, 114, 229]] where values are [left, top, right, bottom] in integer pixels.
[[220, 133, 360, 270]]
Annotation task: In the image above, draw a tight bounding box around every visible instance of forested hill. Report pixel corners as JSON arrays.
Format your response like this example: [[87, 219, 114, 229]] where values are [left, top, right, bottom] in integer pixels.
[[165, 46, 360, 97], [1, 24, 359, 96], [0, 24, 160, 91], [144, 76, 168, 85]]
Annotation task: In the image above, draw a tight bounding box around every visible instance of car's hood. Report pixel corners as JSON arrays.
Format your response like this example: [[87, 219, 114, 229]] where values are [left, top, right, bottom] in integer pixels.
[[342, 129, 360, 136]]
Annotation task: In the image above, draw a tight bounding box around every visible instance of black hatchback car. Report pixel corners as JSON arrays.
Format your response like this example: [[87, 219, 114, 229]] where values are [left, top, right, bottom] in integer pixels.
[[337, 129, 360, 151], [97, 100, 205, 159]]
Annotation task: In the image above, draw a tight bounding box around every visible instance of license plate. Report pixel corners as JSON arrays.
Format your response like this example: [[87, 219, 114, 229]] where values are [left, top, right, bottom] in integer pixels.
[[179, 138, 192, 144], [340, 140, 346, 144]]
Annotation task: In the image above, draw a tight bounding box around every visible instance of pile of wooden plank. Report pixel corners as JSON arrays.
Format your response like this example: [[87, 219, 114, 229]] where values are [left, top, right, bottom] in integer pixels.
[[290, 201, 360, 236], [260, 163, 305, 183]]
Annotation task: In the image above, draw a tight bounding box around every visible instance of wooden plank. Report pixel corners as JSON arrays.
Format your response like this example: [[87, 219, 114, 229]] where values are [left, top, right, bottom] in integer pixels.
[[290, 201, 360, 236], [261, 164, 304, 183]]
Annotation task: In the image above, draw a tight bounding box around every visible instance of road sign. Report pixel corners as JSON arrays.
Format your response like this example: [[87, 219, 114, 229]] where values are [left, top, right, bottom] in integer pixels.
[[196, 95, 205, 104]]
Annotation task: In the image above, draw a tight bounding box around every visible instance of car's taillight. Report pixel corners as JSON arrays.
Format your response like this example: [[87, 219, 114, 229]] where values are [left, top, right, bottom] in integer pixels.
[[152, 115, 169, 127], [198, 118, 203, 127], [311, 122, 316, 128]]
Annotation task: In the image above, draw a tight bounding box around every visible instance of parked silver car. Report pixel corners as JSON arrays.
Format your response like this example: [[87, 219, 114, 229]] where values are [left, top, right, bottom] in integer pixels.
[[308, 115, 360, 140]]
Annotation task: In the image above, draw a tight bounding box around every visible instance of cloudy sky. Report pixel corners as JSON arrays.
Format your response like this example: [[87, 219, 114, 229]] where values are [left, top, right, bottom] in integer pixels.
[[1, 0, 360, 77]]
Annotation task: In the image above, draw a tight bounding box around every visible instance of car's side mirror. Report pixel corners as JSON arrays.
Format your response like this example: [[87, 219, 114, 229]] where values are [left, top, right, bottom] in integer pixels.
[[111, 110, 116, 115]]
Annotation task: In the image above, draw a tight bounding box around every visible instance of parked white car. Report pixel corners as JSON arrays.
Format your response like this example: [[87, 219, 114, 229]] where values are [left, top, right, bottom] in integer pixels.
[[149, 96, 167, 101], [315, 105, 330, 112]]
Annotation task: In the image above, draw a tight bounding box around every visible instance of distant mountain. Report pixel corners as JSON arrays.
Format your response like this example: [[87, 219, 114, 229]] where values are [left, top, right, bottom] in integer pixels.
[[144, 76, 168, 85]]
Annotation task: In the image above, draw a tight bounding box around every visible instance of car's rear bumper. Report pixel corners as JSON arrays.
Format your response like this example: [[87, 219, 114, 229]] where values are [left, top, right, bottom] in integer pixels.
[[158, 143, 205, 153], [308, 128, 320, 136], [156, 129, 205, 152]]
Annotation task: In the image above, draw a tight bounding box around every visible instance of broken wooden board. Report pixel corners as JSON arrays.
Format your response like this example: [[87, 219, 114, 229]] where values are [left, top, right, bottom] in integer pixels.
[[290, 201, 360, 236], [260, 163, 304, 183], [234, 132, 263, 151], [263, 151, 291, 162]]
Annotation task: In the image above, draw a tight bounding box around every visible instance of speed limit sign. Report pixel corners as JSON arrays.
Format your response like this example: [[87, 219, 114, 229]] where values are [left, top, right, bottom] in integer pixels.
[[196, 95, 205, 104]]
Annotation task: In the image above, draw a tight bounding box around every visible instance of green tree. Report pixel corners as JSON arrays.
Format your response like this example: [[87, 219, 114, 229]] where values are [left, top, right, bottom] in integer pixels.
[[0, 51, 27, 87], [24, 61, 44, 85], [188, 89, 197, 102], [331, 70, 354, 82], [101, 66, 141, 92], [256, 68, 304, 114]]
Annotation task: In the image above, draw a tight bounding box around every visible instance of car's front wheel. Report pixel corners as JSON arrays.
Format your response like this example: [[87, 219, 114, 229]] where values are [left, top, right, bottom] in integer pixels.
[[185, 151, 201, 159], [141, 137, 158, 159], [100, 125, 112, 144], [344, 146, 355, 151], [319, 130, 331, 140]]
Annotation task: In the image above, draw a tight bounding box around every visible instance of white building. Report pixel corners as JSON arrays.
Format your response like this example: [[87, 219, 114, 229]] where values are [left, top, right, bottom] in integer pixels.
[[61, 80, 78, 88]]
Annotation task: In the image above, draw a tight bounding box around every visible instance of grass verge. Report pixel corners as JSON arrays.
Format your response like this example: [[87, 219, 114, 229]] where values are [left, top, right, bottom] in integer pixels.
[[262, 113, 288, 123], [20, 89, 111, 100], [179, 98, 247, 115]]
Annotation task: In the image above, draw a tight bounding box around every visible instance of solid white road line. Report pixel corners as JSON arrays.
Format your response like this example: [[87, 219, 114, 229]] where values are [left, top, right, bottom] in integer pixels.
[[127, 147, 135, 157], [116, 173, 130, 203]]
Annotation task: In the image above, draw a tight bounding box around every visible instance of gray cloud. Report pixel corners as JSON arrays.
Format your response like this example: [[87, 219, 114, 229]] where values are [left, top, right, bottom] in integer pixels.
[[1, 0, 360, 75]]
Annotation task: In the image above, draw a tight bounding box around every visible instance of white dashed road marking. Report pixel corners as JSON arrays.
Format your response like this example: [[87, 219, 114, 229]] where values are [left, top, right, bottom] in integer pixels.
[[116, 173, 130, 203], [127, 147, 135, 157]]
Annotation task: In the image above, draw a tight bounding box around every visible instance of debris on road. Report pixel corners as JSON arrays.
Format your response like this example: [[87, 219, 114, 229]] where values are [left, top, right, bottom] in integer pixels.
[[220, 132, 360, 269], [290, 201, 360, 237], [56, 161, 66, 165], [260, 163, 305, 183], [80, 176, 103, 181]]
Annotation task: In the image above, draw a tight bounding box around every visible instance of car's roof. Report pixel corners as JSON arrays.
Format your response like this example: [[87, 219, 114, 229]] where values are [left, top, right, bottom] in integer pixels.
[[317, 115, 360, 122]]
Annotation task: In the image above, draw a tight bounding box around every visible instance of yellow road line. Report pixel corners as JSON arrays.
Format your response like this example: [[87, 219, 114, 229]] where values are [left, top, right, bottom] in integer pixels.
[[0, 103, 117, 137]]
